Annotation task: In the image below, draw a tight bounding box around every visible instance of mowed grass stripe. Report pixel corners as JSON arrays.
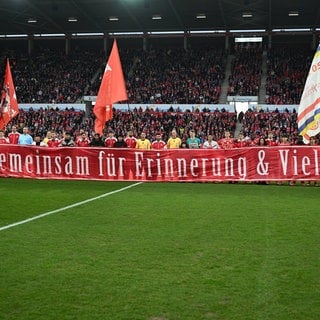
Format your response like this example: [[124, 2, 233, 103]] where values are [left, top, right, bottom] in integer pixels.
[[0, 180, 319, 320], [0, 179, 140, 226], [0, 181, 143, 231]]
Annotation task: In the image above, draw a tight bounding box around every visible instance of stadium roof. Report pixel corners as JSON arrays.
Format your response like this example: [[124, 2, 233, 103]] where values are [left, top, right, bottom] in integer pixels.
[[0, 0, 319, 36]]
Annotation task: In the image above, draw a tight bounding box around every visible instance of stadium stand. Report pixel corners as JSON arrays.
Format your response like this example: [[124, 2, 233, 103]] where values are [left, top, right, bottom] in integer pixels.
[[265, 47, 311, 104], [0, 42, 319, 145], [228, 46, 262, 97]]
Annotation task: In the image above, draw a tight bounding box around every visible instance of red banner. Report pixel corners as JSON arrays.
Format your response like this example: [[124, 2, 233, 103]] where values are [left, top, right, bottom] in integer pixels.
[[0, 145, 320, 182]]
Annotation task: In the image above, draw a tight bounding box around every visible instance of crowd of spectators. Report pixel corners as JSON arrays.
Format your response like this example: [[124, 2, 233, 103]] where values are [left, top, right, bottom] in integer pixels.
[[7, 107, 86, 138], [89, 47, 226, 104], [3, 107, 237, 145], [5, 48, 105, 104], [241, 108, 300, 144], [1, 44, 315, 106], [1, 43, 319, 148], [101, 107, 237, 143], [2, 106, 319, 148], [265, 47, 311, 104], [3, 46, 226, 105], [228, 46, 262, 96]]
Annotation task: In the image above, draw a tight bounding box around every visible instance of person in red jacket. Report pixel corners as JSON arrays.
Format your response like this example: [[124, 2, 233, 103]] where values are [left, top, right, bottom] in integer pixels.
[[8, 125, 20, 144], [105, 131, 117, 148], [151, 133, 166, 150], [218, 130, 235, 149], [125, 130, 137, 149], [47, 131, 61, 147], [0, 130, 9, 144], [235, 132, 251, 148], [76, 132, 90, 147], [266, 132, 278, 146]]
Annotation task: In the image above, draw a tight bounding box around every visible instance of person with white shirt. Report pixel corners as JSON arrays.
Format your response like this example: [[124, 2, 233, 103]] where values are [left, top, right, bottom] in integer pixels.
[[202, 134, 219, 149]]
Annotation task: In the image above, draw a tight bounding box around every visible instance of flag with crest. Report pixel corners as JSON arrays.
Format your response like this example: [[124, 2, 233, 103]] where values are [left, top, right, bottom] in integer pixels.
[[93, 39, 127, 135], [0, 59, 19, 130]]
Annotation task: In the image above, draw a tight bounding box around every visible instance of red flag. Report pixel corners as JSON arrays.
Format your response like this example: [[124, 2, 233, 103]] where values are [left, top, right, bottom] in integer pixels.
[[0, 59, 19, 130], [93, 39, 127, 135]]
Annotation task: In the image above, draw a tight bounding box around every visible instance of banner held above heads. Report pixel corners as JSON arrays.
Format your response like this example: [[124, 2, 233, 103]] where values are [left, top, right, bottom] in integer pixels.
[[298, 44, 320, 144], [0, 59, 19, 130], [93, 39, 128, 136]]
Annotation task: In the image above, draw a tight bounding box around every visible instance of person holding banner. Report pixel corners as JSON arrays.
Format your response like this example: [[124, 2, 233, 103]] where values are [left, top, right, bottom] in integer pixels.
[[136, 132, 151, 150], [186, 129, 201, 149], [18, 127, 33, 145], [0, 130, 9, 144], [60, 132, 75, 147], [167, 129, 182, 149], [218, 130, 235, 149], [151, 132, 166, 150], [202, 134, 220, 149], [8, 125, 20, 144], [124, 130, 137, 149]]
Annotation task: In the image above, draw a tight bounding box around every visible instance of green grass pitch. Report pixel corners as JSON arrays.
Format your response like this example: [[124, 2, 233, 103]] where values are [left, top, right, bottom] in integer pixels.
[[0, 178, 319, 320]]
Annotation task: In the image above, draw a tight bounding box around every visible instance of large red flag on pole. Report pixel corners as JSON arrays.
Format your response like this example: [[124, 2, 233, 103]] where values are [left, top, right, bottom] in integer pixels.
[[0, 59, 19, 130], [93, 39, 128, 135]]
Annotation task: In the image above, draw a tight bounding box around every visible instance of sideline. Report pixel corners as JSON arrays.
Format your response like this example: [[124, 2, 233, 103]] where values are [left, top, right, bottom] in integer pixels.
[[0, 182, 143, 232]]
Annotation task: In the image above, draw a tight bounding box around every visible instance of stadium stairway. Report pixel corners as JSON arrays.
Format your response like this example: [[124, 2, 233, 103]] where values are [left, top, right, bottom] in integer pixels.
[[259, 50, 268, 104], [219, 53, 233, 104], [233, 118, 244, 138]]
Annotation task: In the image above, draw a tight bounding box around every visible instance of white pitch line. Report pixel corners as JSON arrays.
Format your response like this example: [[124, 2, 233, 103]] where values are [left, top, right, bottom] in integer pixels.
[[0, 182, 143, 232]]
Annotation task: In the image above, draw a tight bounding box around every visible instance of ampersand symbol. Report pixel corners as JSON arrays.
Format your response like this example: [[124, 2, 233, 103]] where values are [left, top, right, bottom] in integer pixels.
[[256, 150, 269, 175]]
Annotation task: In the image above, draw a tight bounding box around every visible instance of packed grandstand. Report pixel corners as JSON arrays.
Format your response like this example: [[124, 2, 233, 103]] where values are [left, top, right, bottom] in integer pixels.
[[0, 40, 317, 147]]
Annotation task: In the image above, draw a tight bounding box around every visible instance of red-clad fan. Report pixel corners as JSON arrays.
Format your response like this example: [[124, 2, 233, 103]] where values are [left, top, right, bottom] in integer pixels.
[[47, 132, 61, 147], [124, 130, 137, 148], [75, 129, 85, 144], [8, 125, 20, 144], [252, 130, 263, 145], [0, 130, 9, 144], [151, 132, 167, 150], [218, 130, 235, 149], [76, 132, 90, 147], [278, 134, 291, 146], [235, 132, 251, 148], [256, 137, 268, 146], [266, 132, 279, 147], [105, 131, 117, 148]]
